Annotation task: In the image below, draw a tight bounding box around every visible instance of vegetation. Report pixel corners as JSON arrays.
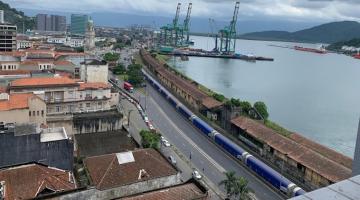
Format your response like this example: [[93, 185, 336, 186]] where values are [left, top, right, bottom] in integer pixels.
[[0, 1, 35, 33], [127, 64, 144, 86], [327, 38, 360, 52], [253, 101, 269, 120], [103, 52, 120, 62], [212, 93, 226, 102], [219, 171, 252, 200], [140, 130, 160, 149], [74, 47, 84, 52], [113, 63, 126, 75], [241, 21, 360, 43], [264, 120, 292, 137]]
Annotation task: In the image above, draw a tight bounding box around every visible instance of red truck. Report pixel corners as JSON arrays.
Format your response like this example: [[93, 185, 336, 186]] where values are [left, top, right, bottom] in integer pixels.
[[123, 82, 134, 93]]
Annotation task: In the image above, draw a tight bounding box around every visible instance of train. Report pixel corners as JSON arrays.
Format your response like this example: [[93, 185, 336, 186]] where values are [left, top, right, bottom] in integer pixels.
[[141, 69, 306, 197]]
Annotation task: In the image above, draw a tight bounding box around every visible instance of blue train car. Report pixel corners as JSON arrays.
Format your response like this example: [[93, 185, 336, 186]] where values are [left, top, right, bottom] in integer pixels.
[[294, 188, 306, 197], [153, 82, 160, 90], [246, 156, 292, 190], [192, 118, 213, 136], [178, 105, 193, 119], [168, 95, 177, 107], [159, 87, 168, 97], [214, 134, 245, 158]]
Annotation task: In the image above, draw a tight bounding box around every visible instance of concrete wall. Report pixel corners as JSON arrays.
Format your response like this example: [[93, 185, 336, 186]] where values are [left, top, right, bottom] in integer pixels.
[[51, 173, 181, 200], [0, 109, 29, 124], [28, 96, 47, 125], [80, 64, 108, 83]]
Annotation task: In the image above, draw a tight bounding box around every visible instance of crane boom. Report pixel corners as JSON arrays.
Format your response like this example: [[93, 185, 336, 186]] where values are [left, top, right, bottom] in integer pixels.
[[230, 2, 240, 35], [173, 3, 181, 28], [183, 3, 192, 42]]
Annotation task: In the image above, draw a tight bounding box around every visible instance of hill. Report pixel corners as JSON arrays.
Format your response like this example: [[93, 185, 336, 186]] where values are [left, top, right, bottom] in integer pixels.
[[327, 38, 360, 52], [241, 21, 360, 43], [0, 1, 34, 33]]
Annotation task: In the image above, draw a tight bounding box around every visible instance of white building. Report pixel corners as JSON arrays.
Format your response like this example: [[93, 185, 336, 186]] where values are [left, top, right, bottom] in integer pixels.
[[0, 10, 4, 24], [80, 59, 108, 83], [17, 40, 33, 49], [46, 36, 84, 48]]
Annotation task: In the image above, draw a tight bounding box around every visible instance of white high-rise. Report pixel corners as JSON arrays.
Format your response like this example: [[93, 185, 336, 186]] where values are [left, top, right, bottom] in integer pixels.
[[0, 10, 4, 24]]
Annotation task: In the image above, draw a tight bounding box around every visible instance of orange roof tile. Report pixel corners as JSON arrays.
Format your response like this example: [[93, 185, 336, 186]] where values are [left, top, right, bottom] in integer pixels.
[[0, 93, 33, 111], [231, 116, 351, 182], [0, 70, 31, 75], [10, 77, 78, 88], [78, 82, 111, 90], [0, 163, 76, 200], [54, 60, 75, 66]]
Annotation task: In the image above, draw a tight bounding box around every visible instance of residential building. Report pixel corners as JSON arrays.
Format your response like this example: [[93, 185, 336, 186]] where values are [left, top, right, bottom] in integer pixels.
[[0, 23, 17, 52], [17, 40, 33, 49], [36, 14, 66, 32], [0, 123, 74, 171], [0, 10, 4, 24], [0, 93, 46, 124], [80, 59, 108, 83], [71, 14, 89, 36], [0, 163, 76, 200], [8, 77, 113, 115]]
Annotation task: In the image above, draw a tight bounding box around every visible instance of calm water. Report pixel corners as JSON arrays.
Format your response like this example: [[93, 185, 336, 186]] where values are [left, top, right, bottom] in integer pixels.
[[168, 36, 360, 157]]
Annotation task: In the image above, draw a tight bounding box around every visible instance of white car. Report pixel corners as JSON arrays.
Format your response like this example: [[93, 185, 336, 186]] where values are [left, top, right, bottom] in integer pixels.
[[192, 170, 202, 179], [136, 104, 142, 111], [144, 116, 149, 123], [162, 140, 171, 147], [149, 124, 155, 130]]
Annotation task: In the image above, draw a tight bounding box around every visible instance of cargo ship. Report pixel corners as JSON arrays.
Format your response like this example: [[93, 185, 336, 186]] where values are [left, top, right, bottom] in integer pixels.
[[294, 46, 327, 54], [353, 54, 360, 59]]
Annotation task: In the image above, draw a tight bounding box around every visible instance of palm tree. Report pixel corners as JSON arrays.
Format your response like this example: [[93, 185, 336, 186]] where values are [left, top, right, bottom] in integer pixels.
[[234, 177, 252, 200], [219, 171, 237, 198]]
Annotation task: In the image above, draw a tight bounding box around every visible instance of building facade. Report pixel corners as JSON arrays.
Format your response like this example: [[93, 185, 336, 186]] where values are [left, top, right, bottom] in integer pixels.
[[84, 19, 95, 52], [70, 14, 89, 36], [0, 23, 17, 52], [36, 14, 66, 32], [80, 59, 108, 83]]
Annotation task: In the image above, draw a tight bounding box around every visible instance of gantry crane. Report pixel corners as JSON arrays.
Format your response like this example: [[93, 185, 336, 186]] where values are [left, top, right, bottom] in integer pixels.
[[182, 3, 192, 45], [217, 2, 240, 54]]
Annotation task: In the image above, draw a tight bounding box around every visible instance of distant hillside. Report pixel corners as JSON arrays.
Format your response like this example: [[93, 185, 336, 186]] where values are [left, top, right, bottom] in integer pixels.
[[327, 38, 360, 52], [0, 1, 34, 33], [241, 21, 360, 43]]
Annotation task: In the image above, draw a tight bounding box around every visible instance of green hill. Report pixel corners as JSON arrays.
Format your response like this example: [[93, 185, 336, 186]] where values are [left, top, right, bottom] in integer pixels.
[[241, 21, 360, 44], [0, 1, 35, 33], [327, 38, 360, 52]]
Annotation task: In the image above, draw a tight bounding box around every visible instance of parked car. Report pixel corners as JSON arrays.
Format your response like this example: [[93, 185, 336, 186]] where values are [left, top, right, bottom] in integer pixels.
[[160, 136, 165, 142], [136, 104, 142, 111], [168, 156, 177, 165], [192, 170, 202, 179], [149, 124, 155, 130], [144, 116, 149, 123], [162, 139, 171, 147]]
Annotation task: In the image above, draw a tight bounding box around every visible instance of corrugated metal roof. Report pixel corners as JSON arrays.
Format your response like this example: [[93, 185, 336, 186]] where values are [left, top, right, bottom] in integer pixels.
[[290, 175, 360, 200]]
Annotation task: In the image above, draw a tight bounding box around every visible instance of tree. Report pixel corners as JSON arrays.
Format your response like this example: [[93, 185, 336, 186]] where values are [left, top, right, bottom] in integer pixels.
[[103, 52, 120, 62], [127, 64, 144, 86], [213, 93, 225, 102], [234, 177, 252, 200], [240, 101, 252, 115], [253, 101, 269, 120], [113, 63, 126, 75], [219, 171, 238, 198], [140, 130, 160, 149], [230, 98, 241, 107]]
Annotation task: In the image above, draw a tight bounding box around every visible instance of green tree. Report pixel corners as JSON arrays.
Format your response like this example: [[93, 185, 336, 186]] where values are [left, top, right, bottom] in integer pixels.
[[240, 101, 252, 115], [113, 63, 126, 75], [233, 177, 252, 200], [253, 101, 269, 120], [219, 171, 238, 198], [103, 52, 120, 62], [140, 130, 160, 149], [127, 64, 143, 86], [213, 93, 225, 102], [230, 98, 241, 107], [113, 42, 126, 50]]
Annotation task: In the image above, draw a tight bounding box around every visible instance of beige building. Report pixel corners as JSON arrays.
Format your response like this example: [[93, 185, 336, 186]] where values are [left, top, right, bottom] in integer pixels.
[[80, 59, 108, 83], [0, 92, 46, 124]]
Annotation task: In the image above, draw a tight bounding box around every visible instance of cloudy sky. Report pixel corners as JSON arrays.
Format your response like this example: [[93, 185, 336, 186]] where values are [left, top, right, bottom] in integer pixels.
[[4, 0, 360, 22]]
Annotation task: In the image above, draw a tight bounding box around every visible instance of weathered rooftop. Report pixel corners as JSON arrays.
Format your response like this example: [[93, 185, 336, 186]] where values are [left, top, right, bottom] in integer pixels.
[[78, 82, 111, 91], [75, 131, 138, 157], [0, 93, 34, 111], [120, 182, 208, 200], [231, 116, 351, 182], [10, 76, 78, 88], [84, 148, 178, 190], [0, 163, 76, 200], [80, 59, 107, 65], [202, 96, 224, 109]]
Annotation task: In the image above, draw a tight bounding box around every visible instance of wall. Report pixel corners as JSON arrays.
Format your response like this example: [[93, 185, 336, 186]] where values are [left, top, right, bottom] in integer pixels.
[[28, 96, 47, 125], [81, 64, 108, 83], [51, 173, 181, 200], [0, 109, 29, 124]]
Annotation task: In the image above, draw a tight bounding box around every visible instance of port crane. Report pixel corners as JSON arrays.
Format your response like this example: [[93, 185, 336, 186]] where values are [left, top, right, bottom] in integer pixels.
[[158, 3, 193, 49], [216, 1, 240, 54]]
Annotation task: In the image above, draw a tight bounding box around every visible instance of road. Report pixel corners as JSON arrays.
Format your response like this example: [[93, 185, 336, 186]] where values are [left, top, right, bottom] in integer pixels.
[[136, 80, 284, 200]]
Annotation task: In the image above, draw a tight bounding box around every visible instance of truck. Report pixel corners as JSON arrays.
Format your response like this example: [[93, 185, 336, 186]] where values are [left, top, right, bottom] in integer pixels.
[[123, 82, 134, 93]]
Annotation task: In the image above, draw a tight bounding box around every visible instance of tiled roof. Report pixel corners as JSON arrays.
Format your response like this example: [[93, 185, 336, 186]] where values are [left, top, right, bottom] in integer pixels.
[[54, 60, 75, 66], [289, 133, 353, 169], [0, 70, 31, 75], [78, 82, 111, 90], [10, 77, 78, 88], [0, 163, 76, 200], [231, 116, 351, 182], [80, 59, 107, 65], [120, 182, 207, 200], [202, 97, 223, 109], [0, 93, 34, 111], [84, 148, 178, 190]]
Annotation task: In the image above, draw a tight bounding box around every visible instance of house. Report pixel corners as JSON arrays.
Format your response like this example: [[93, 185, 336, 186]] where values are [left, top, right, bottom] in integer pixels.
[[0, 163, 76, 200]]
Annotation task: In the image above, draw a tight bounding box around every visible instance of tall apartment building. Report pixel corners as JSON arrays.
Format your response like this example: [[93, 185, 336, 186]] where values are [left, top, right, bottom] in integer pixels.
[[70, 14, 89, 36], [0, 10, 4, 24], [0, 23, 17, 52], [36, 14, 66, 32]]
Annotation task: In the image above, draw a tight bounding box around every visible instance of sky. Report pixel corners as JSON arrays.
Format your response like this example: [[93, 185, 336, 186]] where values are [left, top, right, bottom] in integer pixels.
[[4, 0, 360, 22]]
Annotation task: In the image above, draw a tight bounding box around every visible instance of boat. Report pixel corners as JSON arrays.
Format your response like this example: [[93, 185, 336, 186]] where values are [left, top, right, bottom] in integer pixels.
[[294, 45, 327, 54], [353, 54, 360, 59]]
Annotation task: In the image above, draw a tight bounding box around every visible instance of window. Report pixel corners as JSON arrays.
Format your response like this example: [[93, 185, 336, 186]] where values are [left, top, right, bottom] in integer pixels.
[[68, 105, 74, 112], [29, 111, 31, 116], [37, 111, 39, 116], [41, 110, 44, 117], [86, 103, 91, 108], [33, 111, 35, 116], [98, 102, 102, 109], [79, 103, 83, 108], [55, 106, 61, 112]]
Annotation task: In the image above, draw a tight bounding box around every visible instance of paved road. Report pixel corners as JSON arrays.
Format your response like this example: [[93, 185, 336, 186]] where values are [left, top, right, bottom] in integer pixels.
[[137, 81, 284, 200]]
